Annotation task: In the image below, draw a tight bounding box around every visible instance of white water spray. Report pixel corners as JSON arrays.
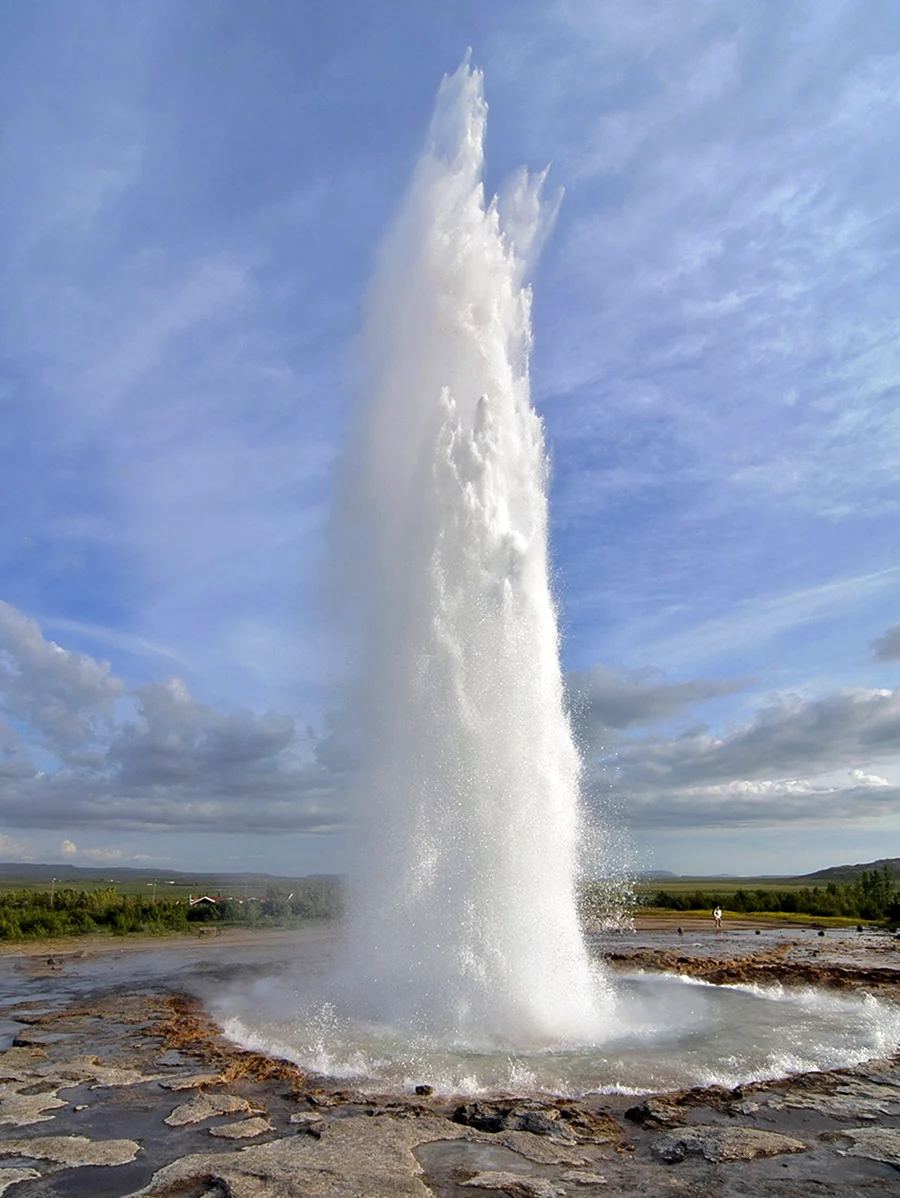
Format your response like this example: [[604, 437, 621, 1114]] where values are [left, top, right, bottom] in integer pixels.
[[337, 60, 609, 1046]]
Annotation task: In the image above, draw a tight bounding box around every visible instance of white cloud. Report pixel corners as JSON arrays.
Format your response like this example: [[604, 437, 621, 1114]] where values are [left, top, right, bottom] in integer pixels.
[[0, 602, 347, 836], [591, 684, 900, 830], [0, 832, 30, 861], [0, 601, 123, 759], [872, 621, 900, 663], [567, 664, 745, 741]]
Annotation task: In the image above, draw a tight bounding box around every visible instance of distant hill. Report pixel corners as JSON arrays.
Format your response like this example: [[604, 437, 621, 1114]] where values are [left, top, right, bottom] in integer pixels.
[[636, 870, 679, 879], [0, 862, 335, 887], [802, 857, 900, 884]]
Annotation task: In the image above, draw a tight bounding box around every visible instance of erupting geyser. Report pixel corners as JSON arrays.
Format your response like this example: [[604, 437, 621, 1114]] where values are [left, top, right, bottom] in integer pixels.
[[337, 58, 609, 1045], [213, 61, 900, 1097]]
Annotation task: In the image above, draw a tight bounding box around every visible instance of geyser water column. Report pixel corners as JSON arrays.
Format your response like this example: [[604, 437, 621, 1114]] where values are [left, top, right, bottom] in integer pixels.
[[338, 60, 608, 1047]]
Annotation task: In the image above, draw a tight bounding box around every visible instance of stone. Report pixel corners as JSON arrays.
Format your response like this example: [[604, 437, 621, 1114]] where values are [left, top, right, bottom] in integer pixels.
[[165, 1091, 255, 1126], [833, 1126, 900, 1168], [0, 1169, 41, 1194], [729, 1099, 760, 1115], [209, 1115, 274, 1138], [289, 1110, 324, 1137], [560, 1170, 608, 1185], [494, 1131, 588, 1166], [452, 1101, 574, 1141], [48, 1055, 148, 1088], [0, 1047, 49, 1080], [762, 1077, 900, 1121], [461, 1172, 565, 1197], [158, 1071, 223, 1090], [122, 1113, 475, 1198], [652, 1126, 808, 1164], [0, 1079, 66, 1126], [0, 1134, 140, 1166], [154, 1048, 194, 1067], [625, 1097, 684, 1127]]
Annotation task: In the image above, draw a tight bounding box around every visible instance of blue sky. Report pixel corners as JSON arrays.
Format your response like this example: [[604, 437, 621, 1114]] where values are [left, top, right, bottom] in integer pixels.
[[1, 0, 899, 877]]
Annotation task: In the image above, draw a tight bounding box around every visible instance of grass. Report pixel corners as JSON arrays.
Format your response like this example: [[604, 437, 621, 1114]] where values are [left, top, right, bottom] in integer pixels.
[[640, 876, 816, 895], [636, 906, 869, 928], [0, 873, 313, 902]]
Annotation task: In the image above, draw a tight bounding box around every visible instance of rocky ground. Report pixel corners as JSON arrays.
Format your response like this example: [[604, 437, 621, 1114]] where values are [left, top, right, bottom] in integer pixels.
[[0, 927, 899, 1196]]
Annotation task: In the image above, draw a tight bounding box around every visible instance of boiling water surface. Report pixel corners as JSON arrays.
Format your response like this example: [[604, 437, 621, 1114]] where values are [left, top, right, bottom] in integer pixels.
[[204, 937, 900, 1096]]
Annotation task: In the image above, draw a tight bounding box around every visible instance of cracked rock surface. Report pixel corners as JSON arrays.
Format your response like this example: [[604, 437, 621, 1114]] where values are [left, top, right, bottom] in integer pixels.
[[651, 1125, 808, 1163]]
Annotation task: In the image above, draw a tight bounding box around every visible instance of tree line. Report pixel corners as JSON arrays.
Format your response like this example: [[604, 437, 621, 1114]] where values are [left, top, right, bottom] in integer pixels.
[[0, 879, 343, 941], [641, 867, 899, 923]]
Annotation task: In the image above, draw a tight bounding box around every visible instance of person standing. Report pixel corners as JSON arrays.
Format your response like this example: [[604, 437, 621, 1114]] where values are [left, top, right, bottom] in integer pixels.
[[713, 905, 723, 929]]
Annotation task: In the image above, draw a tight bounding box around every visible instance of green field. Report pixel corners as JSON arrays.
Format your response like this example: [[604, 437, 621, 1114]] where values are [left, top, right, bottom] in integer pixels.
[[639, 876, 813, 895], [0, 864, 332, 903]]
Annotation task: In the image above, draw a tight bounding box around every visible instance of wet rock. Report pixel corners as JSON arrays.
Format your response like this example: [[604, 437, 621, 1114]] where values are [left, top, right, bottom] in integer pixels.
[[453, 1101, 572, 1139], [12, 1028, 60, 1047], [165, 1090, 255, 1126], [0, 1133, 140, 1166], [158, 1070, 223, 1090], [765, 1083, 900, 1121], [560, 1170, 608, 1185], [0, 1168, 41, 1194], [830, 1126, 900, 1168], [415, 1083, 434, 1095], [553, 1107, 622, 1144], [0, 1078, 66, 1125], [452, 1101, 579, 1142], [460, 1172, 565, 1197], [289, 1110, 324, 1136], [493, 1131, 588, 1165], [0, 1046, 49, 1079], [624, 1097, 685, 1127], [154, 1048, 193, 1067], [209, 1115, 274, 1138], [123, 1113, 474, 1198], [50, 1054, 149, 1088], [652, 1125, 808, 1164]]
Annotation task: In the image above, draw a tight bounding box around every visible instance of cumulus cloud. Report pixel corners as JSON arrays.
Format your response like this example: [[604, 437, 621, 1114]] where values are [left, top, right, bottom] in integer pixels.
[[567, 664, 745, 742], [0, 602, 346, 836], [591, 686, 900, 829], [3, 600, 899, 845], [0, 601, 123, 758], [58, 840, 124, 863], [872, 621, 900, 662], [0, 832, 29, 861], [613, 687, 900, 789]]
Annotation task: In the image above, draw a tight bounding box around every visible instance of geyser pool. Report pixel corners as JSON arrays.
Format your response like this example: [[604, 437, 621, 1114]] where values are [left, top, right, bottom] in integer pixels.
[[334, 56, 605, 1045], [207, 935, 900, 1096]]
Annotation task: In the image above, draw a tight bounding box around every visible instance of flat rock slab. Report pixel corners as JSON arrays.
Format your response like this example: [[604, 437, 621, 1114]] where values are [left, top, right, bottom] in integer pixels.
[[0, 1169, 41, 1195], [0, 1133, 140, 1166], [0, 1046, 49, 1079], [494, 1130, 589, 1165], [0, 1078, 67, 1125], [652, 1125, 808, 1164], [461, 1172, 565, 1197], [158, 1070, 223, 1090], [834, 1126, 900, 1168], [154, 1048, 195, 1067], [124, 1113, 477, 1198], [210, 1115, 274, 1138], [560, 1170, 608, 1185], [165, 1090, 255, 1125]]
